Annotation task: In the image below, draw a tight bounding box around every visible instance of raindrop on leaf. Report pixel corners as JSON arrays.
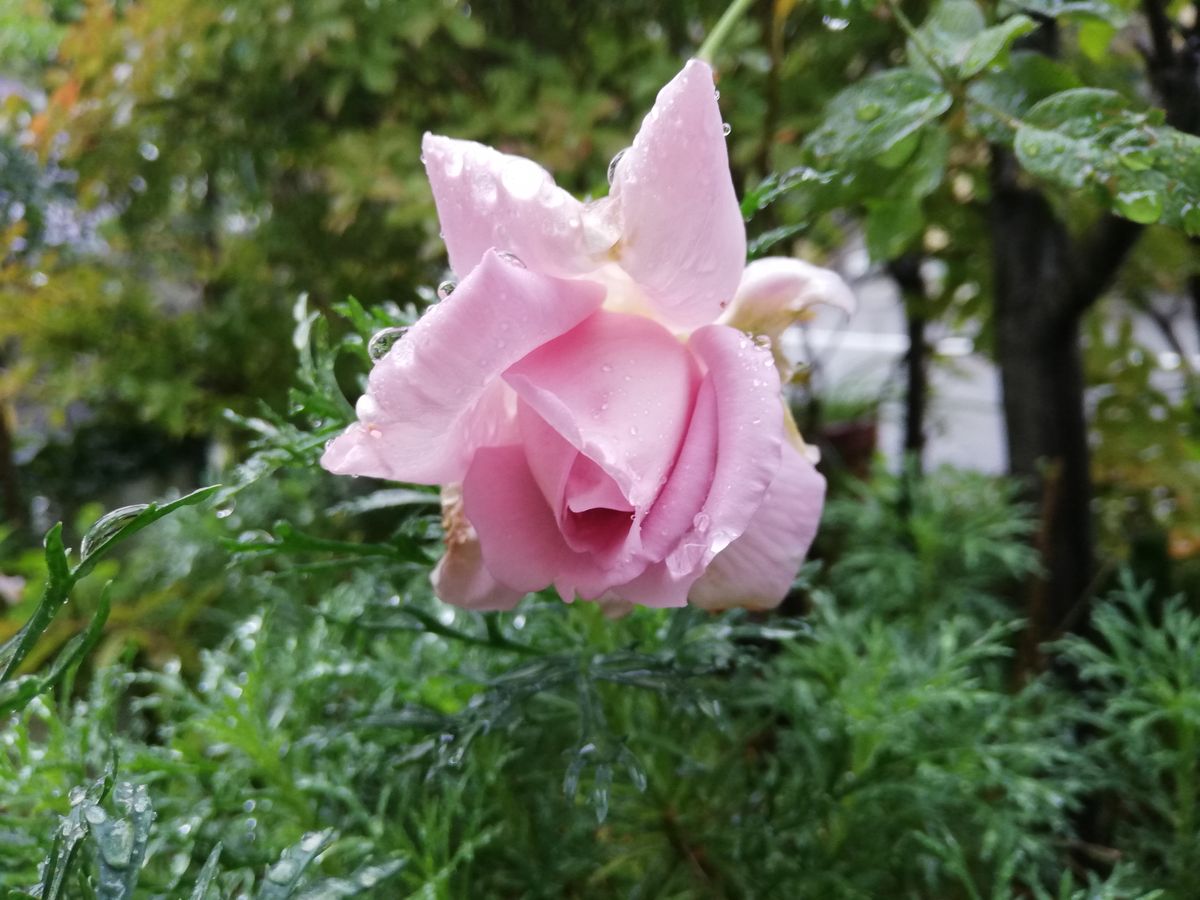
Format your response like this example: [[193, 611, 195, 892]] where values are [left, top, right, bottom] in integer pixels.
[[855, 102, 882, 122], [80, 505, 148, 559], [1182, 203, 1200, 237], [1114, 189, 1162, 224]]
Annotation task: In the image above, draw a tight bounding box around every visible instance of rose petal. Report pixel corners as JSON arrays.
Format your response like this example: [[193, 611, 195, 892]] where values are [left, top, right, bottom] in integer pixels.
[[503, 310, 700, 508], [608, 59, 746, 330], [682, 323, 785, 558], [422, 134, 593, 279], [462, 443, 643, 602], [431, 484, 524, 611], [689, 441, 826, 611], [721, 256, 856, 343], [431, 537, 525, 611], [607, 324, 786, 607], [461, 444, 573, 594], [321, 250, 604, 484], [517, 402, 636, 559]]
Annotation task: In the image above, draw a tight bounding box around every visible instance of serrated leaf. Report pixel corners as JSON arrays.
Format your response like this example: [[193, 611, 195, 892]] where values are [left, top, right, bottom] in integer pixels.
[[1012, 88, 1200, 230], [804, 69, 952, 165]]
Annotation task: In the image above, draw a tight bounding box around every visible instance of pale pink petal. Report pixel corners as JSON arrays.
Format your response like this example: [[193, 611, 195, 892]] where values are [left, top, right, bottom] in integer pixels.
[[680, 324, 785, 561], [461, 443, 643, 603], [721, 257, 856, 344], [607, 325, 786, 607], [431, 484, 524, 611], [431, 539, 525, 611], [503, 310, 701, 508], [461, 445, 573, 594], [422, 134, 593, 278], [321, 250, 604, 484], [607, 59, 746, 330], [517, 403, 637, 559], [689, 442, 826, 611]]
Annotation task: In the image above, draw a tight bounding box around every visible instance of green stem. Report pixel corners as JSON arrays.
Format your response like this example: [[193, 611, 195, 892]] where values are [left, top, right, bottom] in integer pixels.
[[882, 0, 952, 84], [698, 0, 757, 64]]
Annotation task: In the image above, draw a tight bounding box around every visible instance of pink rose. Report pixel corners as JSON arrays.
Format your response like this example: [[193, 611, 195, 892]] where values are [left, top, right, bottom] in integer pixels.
[[322, 61, 853, 612]]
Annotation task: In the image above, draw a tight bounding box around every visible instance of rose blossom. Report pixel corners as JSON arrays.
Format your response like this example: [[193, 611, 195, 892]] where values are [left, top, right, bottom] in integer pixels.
[[322, 60, 854, 612]]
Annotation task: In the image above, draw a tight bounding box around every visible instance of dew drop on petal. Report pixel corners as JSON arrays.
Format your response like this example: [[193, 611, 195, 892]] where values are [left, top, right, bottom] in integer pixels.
[[368, 326, 408, 362], [501, 156, 547, 200], [721, 122, 732, 137], [496, 250, 526, 268], [607, 148, 628, 186], [436, 280, 456, 300]]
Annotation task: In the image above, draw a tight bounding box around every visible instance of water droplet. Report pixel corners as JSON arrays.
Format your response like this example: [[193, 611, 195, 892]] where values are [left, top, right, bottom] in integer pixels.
[[81, 505, 149, 558], [84, 805, 108, 826], [855, 103, 882, 122], [68, 786, 86, 806], [721, 122, 732, 136], [436, 280, 456, 300], [98, 819, 134, 869], [501, 156, 548, 199], [299, 831, 326, 852], [607, 148, 628, 185], [1117, 148, 1154, 171], [442, 150, 463, 178], [471, 170, 498, 205], [368, 327, 408, 362], [629, 426, 638, 436], [1182, 203, 1200, 237], [355, 393, 381, 420], [267, 858, 300, 883], [1114, 189, 1163, 224], [138, 141, 159, 161], [495, 250, 526, 268], [601, 363, 613, 372], [713, 89, 720, 100], [753, 334, 772, 350], [693, 512, 711, 533]]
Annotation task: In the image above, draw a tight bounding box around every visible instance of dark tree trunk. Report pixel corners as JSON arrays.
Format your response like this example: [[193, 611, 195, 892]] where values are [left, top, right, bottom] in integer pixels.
[[989, 156, 1097, 670], [888, 257, 928, 471]]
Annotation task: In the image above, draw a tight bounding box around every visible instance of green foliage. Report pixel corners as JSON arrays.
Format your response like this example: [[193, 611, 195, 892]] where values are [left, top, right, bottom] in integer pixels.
[[1056, 577, 1200, 896], [0, 486, 218, 717], [1014, 90, 1200, 231]]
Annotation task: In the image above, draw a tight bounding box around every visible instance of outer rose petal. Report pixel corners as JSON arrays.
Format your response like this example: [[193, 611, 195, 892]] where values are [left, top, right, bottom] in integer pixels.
[[609, 325, 786, 607], [422, 134, 593, 279], [607, 59, 745, 330], [431, 484, 524, 611], [723, 257, 856, 335], [321, 250, 603, 485], [504, 310, 700, 508], [689, 442, 826, 611]]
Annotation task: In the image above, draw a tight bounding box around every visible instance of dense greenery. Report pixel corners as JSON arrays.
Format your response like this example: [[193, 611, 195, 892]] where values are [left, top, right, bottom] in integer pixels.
[[2, 0, 1199, 896]]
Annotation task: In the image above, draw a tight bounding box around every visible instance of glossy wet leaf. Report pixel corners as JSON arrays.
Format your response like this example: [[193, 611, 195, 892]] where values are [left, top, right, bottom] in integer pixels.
[[1012, 88, 1200, 229], [803, 69, 952, 165]]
